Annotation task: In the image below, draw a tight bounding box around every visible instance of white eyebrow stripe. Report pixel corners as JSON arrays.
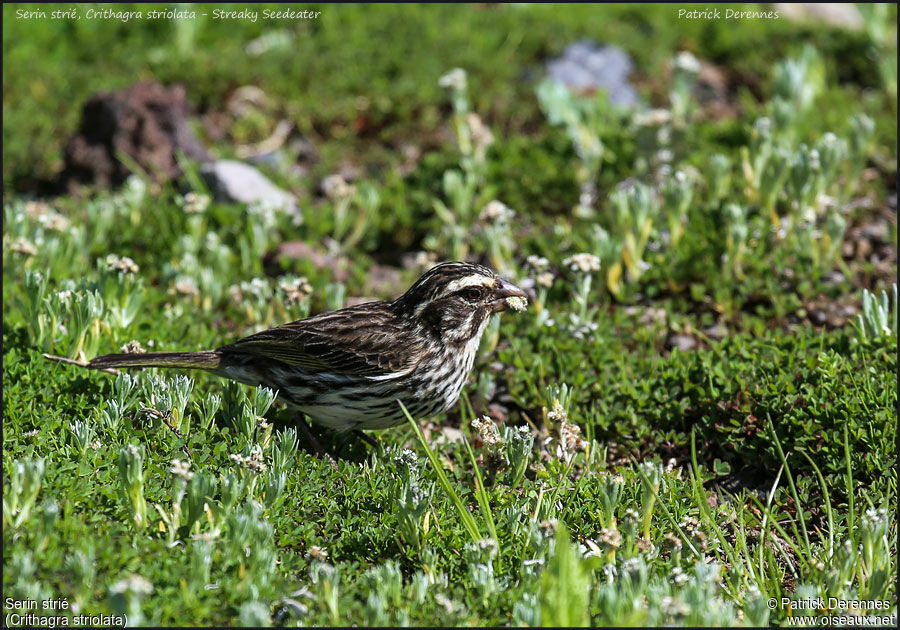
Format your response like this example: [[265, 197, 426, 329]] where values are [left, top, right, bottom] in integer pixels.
[[444, 276, 495, 294]]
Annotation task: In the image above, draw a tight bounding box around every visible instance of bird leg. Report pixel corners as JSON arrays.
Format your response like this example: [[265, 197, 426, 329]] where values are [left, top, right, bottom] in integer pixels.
[[353, 429, 382, 452], [294, 414, 339, 471]]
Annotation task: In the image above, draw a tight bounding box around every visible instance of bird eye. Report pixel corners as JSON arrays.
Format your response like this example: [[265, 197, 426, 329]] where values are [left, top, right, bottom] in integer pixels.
[[465, 287, 482, 301]]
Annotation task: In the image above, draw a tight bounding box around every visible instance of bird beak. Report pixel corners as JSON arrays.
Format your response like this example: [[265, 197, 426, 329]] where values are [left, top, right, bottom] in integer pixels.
[[490, 278, 529, 313]]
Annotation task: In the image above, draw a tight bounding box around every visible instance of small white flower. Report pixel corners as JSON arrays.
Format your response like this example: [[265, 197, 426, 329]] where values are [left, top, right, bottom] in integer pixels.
[[438, 68, 467, 91], [673, 51, 701, 74], [322, 174, 355, 202]]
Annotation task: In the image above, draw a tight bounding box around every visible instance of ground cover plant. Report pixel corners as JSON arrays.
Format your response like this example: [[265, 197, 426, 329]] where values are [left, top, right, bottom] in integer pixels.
[[3, 3, 897, 627]]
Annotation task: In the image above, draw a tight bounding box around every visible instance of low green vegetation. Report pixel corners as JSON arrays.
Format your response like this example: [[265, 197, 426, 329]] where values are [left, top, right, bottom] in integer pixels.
[[3, 3, 897, 627]]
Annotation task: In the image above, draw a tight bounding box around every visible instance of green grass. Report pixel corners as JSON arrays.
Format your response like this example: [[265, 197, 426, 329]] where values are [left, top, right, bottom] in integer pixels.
[[3, 3, 898, 627]]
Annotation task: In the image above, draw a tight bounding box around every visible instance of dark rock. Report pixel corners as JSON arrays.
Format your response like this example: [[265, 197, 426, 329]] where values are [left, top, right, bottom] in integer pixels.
[[59, 81, 210, 192]]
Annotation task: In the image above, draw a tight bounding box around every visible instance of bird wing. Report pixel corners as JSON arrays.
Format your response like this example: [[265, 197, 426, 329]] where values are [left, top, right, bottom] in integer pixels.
[[217, 304, 424, 378]]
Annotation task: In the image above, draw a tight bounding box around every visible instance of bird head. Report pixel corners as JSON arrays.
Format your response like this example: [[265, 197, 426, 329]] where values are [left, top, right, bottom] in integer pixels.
[[395, 262, 528, 346]]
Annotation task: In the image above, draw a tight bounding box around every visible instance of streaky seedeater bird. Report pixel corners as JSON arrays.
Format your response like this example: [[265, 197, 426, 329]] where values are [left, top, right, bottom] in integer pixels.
[[88, 262, 528, 444]]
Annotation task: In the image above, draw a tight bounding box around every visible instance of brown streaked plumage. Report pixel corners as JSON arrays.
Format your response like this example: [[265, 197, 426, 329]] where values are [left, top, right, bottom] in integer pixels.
[[88, 262, 527, 432]]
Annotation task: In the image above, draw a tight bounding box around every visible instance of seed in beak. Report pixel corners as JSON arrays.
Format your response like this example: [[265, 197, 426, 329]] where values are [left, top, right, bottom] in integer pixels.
[[493, 279, 528, 312]]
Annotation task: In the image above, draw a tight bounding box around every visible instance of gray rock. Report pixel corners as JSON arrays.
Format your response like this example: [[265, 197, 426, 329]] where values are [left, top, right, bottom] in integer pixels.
[[775, 3, 864, 31], [666, 334, 697, 352], [547, 41, 639, 107], [703, 323, 729, 341], [201, 159, 299, 217]]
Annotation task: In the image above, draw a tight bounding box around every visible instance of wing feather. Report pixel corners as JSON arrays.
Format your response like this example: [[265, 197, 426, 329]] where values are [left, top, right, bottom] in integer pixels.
[[217, 302, 424, 377]]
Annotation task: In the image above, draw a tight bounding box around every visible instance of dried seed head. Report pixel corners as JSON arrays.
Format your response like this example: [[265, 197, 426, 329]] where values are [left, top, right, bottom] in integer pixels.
[[307, 546, 329, 562], [505, 295, 529, 312], [467, 113, 494, 150], [120, 340, 147, 354], [174, 280, 200, 297], [536, 271, 555, 288], [10, 238, 37, 256], [322, 174, 355, 202], [471, 416, 503, 448]]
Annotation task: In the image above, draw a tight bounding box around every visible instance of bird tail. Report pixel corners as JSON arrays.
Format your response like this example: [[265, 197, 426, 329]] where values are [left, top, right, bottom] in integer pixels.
[[88, 351, 223, 371]]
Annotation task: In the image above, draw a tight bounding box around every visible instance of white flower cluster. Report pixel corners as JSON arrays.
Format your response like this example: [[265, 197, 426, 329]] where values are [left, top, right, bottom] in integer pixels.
[[178, 192, 211, 215], [438, 68, 467, 91], [669, 566, 689, 586], [120, 340, 147, 354], [168, 459, 194, 481], [558, 419, 587, 455], [106, 254, 140, 275], [525, 255, 555, 289], [174, 279, 200, 297], [673, 51, 701, 74], [25, 201, 71, 232], [479, 200, 515, 225], [229, 277, 271, 304], [10, 238, 37, 256], [562, 252, 601, 274], [322, 174, 356, 202], [634, 108, 673, 127], [229, 446, 268, 473], [109, 574, 153, 596], [471, 416, 503, 448], [278, 275, 313, 305]]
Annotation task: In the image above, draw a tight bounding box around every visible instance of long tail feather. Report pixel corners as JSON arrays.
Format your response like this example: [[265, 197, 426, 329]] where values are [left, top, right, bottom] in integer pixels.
[[88, 351, 222, 371]]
